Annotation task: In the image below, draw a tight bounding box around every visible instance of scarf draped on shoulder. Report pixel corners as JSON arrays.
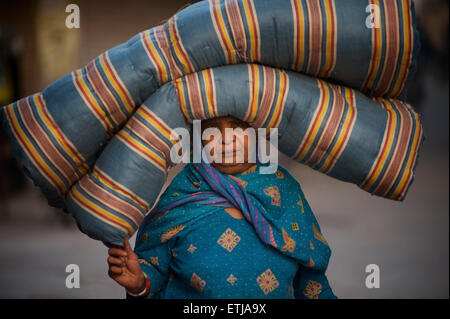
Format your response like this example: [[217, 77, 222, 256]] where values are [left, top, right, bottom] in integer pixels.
[[136, 141, 331, 273]]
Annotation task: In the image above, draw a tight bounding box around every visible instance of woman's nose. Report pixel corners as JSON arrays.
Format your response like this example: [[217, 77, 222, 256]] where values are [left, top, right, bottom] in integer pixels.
[[219, 127, 234, 145]]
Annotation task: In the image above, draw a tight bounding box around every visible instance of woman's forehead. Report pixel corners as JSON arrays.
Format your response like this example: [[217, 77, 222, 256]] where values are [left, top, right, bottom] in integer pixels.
[[202, 115, 247, 127]]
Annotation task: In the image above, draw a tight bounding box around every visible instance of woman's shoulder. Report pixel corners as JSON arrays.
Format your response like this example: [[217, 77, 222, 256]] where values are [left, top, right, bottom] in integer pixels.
[[245, 163, 304, 190], [156, 164, 195, 204], [276, 164, 303, 187]]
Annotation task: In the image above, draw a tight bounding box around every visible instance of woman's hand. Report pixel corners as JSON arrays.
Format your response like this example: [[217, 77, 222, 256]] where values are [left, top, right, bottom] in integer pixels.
[[107, 236, 147, 294]]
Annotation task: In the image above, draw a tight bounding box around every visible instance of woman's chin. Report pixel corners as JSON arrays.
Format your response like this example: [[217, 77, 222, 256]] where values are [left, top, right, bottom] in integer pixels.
[[212, 162, 254, 175]]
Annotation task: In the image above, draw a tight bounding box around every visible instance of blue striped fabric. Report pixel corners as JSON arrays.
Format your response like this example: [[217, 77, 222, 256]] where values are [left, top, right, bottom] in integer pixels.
[[0, 0, 422, 246], [63, 63, 422, 246]]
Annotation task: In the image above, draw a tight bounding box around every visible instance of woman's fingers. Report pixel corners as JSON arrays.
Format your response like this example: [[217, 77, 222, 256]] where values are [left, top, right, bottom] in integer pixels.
[[123, 236, 133, 254], [123, 236, 139, 261], [107, 256, 124, 267], [108, 237, 140, 281], [108, 247, 127, 258], [108, 266, 123, 277]]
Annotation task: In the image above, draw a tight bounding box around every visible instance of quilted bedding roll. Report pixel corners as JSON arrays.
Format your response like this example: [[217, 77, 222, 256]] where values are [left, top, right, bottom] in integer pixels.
[[0, 0, 422, 246], [0, 0, 419, 205], [64, 63, 423, 246]]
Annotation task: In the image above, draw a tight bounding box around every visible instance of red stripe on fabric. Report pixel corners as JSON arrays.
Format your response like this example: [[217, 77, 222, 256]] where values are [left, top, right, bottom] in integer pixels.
[[139, 107, 171, 137], [253, 67, 276, 128], [361, 100, 393, 189], [86, 60, 126, 127], [213, 1, 234, 63], [18, 98, 77, 184], [93, 167, 148, 210], [127, 116, 171, 162], [141, 32, 164, 85], [373, 100, 413, 196], [36, 94, 88, 173], [80, 176, 143, 226], [74, 70, 112, 135], [323, 90, 355, 172], [295, 80, 328, 160], [102, 53, 134, 108], [307, 84, 345, 167], [6, 104, 64, 194], [394, 121, 421, 200]]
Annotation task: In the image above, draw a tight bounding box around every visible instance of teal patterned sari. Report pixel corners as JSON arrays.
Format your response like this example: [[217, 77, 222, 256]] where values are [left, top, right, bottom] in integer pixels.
[[133, 144, 336, 298]]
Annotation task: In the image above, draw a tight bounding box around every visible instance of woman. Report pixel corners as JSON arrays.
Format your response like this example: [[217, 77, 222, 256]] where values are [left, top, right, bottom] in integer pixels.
[[107, 115, 336, 299]]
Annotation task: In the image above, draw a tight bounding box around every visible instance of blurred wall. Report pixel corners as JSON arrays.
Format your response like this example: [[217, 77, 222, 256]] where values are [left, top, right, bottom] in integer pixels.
[[0, 0, 197, 97]]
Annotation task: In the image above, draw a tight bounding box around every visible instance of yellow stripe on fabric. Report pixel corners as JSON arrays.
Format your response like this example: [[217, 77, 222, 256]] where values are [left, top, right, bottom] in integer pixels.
[[78, 179, 140, 228], [390, 0, 413, 97], [305, 0, 323, 76], [139, 105, 177, 143], [245, 64, 260, 122], [202, 69, 217, 118], [33, 95, 89, 175], [186, 72, 205, 120], [266, 70, 289, 133], [361, 99, 397, 190], [98, 53, 134, 114], [117, 130, 166, 171], [73, 70, 114, 134], [174, 78, 192, 123], [85, 62, 125, 128], [319, 0, 337, 78], [92, 167, 149, 211], [210, 0, 237, 64], [168, 17, 195, 74], [373, 0, 401, 97], [153, 25, 184, 80], [391, 110, 422, 199], [5, 103, 65, 194], [242, 0, 260, 62], [127, 117, 171, 162], [372, 99, 412, 197], [362, 0, 382, 93], [319, 87, 357, 174], [291, 0, 306, 71], [294, 79, 331, 162], [71, 186, 132, 234], [304, 83, 345, 168], [17, 99, 73, 187], [133, 116, 170, 153], [225, 0, 248, 61], [142, 30, 169, 85]]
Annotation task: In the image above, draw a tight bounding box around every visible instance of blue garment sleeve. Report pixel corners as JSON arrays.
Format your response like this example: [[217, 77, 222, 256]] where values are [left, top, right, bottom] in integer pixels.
[[293, 266, 337, 299], [125, 238, 172, 299]]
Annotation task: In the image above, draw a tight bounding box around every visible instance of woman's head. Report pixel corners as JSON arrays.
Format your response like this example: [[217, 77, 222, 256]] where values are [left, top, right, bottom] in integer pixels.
[[200, 115, 257, 175]]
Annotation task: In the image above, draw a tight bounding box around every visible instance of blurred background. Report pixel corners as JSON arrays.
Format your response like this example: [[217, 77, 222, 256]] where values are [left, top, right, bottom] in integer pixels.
[[0, 0, 448, 298]]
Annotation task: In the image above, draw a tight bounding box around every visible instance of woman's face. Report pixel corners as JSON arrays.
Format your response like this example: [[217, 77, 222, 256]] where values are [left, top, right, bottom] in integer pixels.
[[201, 116, 256, 175]]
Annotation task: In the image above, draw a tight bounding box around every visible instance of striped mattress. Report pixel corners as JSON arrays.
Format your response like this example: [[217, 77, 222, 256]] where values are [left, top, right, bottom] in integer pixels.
[[0, 0, 423, 246]]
